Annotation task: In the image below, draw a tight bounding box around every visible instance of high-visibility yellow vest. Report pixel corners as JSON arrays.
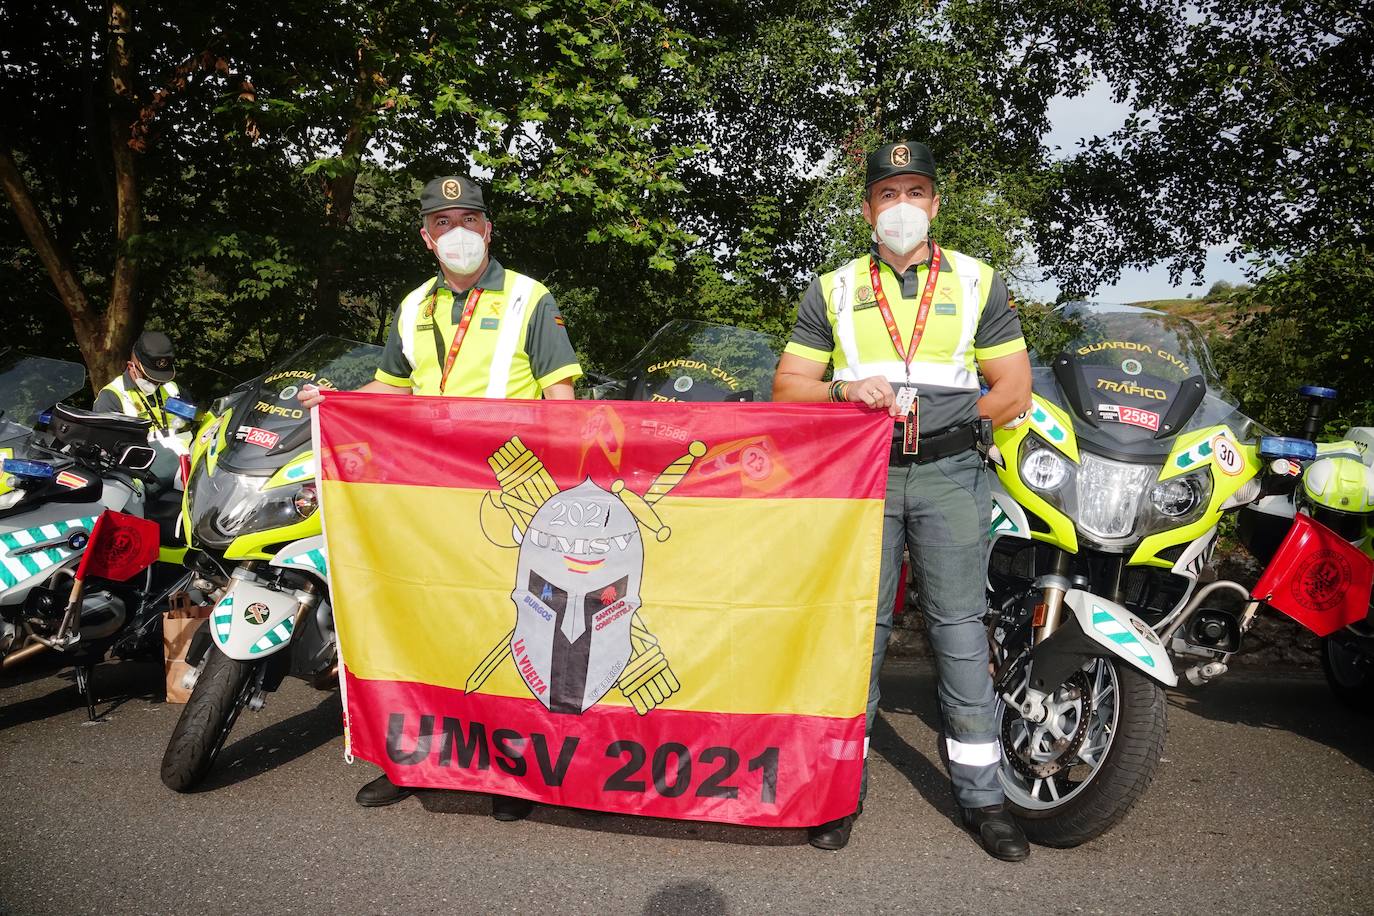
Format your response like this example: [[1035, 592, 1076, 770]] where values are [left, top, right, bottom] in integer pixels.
[[817, 249, 1003, 389], [99, 374, 181, 427], [388, 272, 548, 398]]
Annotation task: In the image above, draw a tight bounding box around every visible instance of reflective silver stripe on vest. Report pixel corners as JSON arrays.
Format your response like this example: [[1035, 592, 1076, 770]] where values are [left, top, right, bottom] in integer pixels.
[[947, 250, 983, 380], [484, 274, 537, 397], [108, 377, 138, 415], [829, 260, 862, 376], [834, 360, 977, 389], [396, 282, 433, 372]]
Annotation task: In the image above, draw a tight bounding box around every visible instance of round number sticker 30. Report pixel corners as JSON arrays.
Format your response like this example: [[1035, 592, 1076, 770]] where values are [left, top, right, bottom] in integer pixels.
[[1210, 431, 1245, 476]]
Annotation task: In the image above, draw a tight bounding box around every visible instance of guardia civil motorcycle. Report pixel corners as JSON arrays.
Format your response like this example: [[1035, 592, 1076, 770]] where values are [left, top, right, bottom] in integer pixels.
[[587, 319, 781, 403], [160, 336, 379, 791], [984, 302, 1285, 846], [0, 351, 193, 716], [1236, 386, 1374, 712]]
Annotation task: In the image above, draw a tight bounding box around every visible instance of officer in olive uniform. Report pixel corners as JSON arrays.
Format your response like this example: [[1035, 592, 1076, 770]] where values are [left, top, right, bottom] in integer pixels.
[[93, 331, 186, 492], [93, 331, 182, 427], [774, 141, 1033, 858], [300, 175, 581, 821]]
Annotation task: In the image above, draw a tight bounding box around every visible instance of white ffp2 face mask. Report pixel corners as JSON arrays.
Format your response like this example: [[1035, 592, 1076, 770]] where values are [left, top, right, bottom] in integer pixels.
[[433, 227, 487, 274], [134, 375, 159, 395], [872, 202, 930, 256]]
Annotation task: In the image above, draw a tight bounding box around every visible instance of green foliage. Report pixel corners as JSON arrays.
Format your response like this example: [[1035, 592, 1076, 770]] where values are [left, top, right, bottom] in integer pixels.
[[1213, 243, 1374, 437], [3, 0, 1369, 429], [1038, 0, 1374, 290]]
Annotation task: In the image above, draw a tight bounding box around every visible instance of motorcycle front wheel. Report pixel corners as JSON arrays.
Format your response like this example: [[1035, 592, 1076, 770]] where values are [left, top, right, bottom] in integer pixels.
[[997, 657, 1166, 847], [160, 649, 256, 792]]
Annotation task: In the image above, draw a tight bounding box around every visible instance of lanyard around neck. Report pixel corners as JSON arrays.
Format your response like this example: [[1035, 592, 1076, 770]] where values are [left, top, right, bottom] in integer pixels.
[[130, 383, 168, 430], [428, 282, 485, 394], [869, 243, 943, 381]]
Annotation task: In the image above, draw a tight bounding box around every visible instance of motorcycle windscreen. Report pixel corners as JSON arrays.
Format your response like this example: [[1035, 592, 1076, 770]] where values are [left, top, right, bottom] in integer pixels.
[[1253, 513, 1374, 636], [217, 336, 381, 472], [614, 320, 782, 403]]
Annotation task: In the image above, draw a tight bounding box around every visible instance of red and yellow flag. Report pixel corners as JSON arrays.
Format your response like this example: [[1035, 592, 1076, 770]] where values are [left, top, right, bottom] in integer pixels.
[[317, 393, 889, 827]]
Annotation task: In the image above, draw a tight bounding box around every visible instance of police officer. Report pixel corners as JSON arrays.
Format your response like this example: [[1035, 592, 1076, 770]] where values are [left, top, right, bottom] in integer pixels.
[[774, 141, 1032, 858], [93, 331, 181, 427], [300, 175, 582, 822]]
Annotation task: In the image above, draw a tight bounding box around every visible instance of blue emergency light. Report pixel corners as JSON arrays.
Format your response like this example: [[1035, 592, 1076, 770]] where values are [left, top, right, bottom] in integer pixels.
[[1258, 436, 1317, 462], [2, 458, 56, 479], [165, 398, 199, 421]]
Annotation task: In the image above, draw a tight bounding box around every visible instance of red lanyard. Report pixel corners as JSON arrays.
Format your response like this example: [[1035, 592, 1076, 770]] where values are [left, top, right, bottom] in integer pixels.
[[436, 286, 484, 394], [869, 243, 943, 380]]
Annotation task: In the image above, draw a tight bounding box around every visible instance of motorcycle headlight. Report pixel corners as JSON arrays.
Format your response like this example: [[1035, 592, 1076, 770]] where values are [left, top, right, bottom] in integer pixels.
[[1150, 476, 1203, 517], [1021, 440, 1071, 491], [1076, 454, 1158, 543]]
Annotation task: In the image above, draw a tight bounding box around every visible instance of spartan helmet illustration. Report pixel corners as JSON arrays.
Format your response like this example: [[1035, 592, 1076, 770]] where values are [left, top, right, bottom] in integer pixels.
[[470, 435, 707, 716], [511, 479, 644, 713]]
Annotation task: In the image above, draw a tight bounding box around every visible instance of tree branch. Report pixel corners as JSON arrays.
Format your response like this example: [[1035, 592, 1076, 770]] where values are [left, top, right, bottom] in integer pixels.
[[0, 146, 95, 336]]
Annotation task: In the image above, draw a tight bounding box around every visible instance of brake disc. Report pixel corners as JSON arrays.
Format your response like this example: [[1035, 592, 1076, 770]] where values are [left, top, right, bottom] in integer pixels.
[[1002, 667, 1093, 780]]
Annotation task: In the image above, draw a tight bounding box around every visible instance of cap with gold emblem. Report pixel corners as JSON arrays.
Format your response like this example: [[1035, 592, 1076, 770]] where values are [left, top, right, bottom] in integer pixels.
[[132, 330, 176, 382], [864, 141, 937, 187], [419, 175, 488, 216]]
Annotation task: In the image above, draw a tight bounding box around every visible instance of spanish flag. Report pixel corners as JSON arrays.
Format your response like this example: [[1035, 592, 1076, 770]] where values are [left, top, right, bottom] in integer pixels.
[[317, 393, 888, 827]]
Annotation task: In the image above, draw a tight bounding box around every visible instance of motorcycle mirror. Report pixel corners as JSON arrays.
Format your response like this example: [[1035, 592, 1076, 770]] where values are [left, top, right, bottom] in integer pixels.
[[118, 444, 157, 471], [1258, 436, 1317, 462], [165, 398, 199, 421], [1298, 385, 1338, 400]]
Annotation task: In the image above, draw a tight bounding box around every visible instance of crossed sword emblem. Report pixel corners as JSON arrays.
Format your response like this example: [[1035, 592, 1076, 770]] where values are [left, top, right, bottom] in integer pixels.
[[465, 435, 707, 715]]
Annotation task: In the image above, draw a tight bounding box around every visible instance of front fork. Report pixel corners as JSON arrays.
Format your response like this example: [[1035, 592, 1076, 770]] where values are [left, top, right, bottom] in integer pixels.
[[997, 550, 1073, 724]]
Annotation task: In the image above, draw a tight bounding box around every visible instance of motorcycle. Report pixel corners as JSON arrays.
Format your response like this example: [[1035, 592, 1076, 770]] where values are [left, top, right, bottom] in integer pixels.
[[982, 301, 1310, 846], [587, 319, 782, 403], [0, 351, 195, 717], [1236, 386, 1374, 713], [160, 335, 381, 791]]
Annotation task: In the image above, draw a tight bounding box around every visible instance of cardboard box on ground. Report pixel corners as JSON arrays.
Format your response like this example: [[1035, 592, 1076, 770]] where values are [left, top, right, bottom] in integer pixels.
[[163, 592, 209, 703]]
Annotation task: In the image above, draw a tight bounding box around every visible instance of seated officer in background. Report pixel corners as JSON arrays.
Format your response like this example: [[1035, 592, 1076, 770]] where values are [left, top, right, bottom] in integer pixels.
[[93, 330, 186, 491], [299, 174, 581, 821], [94, 331, 182, 426], [774, 140, 1032, 858]]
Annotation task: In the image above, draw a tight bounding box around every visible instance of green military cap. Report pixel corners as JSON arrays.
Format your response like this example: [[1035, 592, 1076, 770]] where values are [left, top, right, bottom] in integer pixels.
[[865, 141, 937, 186], [133, 330, 176, 382], [419, 175, 487, 215]]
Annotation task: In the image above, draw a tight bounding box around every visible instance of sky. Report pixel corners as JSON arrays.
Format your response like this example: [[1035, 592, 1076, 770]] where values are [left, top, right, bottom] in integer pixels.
[[1024, 80, 1251, 304]]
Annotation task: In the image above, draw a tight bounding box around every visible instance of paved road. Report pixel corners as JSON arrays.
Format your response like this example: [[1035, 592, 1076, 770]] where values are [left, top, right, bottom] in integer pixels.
[[1, 658, 1370, 915]]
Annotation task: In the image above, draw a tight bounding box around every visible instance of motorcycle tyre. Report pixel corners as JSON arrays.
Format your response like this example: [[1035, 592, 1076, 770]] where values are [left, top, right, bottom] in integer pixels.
[[1320, 635, 1374, 715], [160, 649, 256, 792], [1006, 661, 1167, 848]]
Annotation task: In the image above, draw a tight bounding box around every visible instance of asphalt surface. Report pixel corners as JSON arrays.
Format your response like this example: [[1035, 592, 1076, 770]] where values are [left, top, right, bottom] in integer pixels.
[[1, 657, 1370, 916]]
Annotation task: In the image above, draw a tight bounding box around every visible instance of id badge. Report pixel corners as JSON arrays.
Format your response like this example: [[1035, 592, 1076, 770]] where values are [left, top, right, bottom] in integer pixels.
[[895, 390, 917, 455]]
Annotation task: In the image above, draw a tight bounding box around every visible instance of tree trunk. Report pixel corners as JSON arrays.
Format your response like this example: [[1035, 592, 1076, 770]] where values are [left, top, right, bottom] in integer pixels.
[[0, 1, 144, 394], [100, 0, 144, 392]]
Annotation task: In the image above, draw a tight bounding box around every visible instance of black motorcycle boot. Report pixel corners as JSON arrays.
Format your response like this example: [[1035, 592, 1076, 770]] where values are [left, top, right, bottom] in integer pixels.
[[808, 801, 862, 851], [960, 804, 1030, 862], [355, 773, 413, 807], [490, 794, 534, 822]]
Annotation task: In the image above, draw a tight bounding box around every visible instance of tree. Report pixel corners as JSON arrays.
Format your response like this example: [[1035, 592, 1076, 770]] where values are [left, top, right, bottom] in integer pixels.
[[1035, 0, 1374, 291], [2, 1, 701, 394]]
